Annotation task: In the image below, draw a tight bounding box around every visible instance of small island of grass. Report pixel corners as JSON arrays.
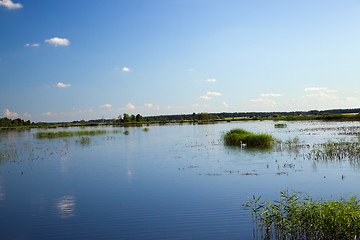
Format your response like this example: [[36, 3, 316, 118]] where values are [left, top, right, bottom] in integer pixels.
[[223, 128, 274, 147]]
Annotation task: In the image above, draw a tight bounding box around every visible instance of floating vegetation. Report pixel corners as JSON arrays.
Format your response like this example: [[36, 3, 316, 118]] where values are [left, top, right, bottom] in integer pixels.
[[143, 128, 149, 132], [242, 172, 258, 176], [123, 130, 130, 135], [76, 136, 90, 145], [243, 190, 360, 240], [274, 123, 287, 128], [35, 130, 107, 138], [223, 128, 274, 147]]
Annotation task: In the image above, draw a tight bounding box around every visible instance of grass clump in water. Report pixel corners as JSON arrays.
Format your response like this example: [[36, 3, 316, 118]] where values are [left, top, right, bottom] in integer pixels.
[[274, 123, 287, 128], [76, 136, 90, 145], [36, 130, 107, 138], [223, 128, 273, 147], [244, 190, 360, 240]]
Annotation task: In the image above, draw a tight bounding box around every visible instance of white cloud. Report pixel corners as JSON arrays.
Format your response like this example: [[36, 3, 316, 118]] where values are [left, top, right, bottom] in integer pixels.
[[41, 112, 57, 117], [126, 103, 135, 110], [206, 78, 216, 82], [192, 103, 200, 108], [45, 37, 70, 47], [199, 95, 211, 100], [261, 93, 283, 97], [57, 82, 71, 88], [305, 87, 337, 93], [100, 104, 112, 108], [23, 113, 32, 118], [25, 43, 40, 47], [4, 109, 19, 118], [249, 98, 276, 106], [122, 67, 130, 72], [206, 91, 222, 96], [223, 101, 229, 109], [188, 68, 195, 72], [119, 103, 136, 111], [144, 103, 160, 110], [0, 0, 23, 9]]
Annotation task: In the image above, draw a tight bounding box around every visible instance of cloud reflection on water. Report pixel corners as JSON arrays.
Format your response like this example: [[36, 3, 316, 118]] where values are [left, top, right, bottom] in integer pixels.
[[55, 195, 76, 219]]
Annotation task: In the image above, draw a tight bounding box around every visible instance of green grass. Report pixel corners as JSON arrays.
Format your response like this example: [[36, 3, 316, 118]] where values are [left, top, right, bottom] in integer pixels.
[[274, 123, 287, 128], [35, 130, 108, 138], [244, 190, 360, 239], [223, 128, 274, 147]]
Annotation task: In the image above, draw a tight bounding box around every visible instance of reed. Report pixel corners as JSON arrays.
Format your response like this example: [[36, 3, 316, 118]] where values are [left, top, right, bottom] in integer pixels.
[[274, 123, 287, 128], [305, 141, 360, 162], [243, 190, 360, 239], [223, 128, 274, 147], [35, 130, 108, 138]]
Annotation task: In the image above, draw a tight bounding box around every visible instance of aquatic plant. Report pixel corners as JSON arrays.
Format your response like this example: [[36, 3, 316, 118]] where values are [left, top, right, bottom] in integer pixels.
[[76, 136, 90, 145], [243, 190, 360, 240], [124, 130, 130, 135], [223, 128, 274, 147], [305, 141, 360, 162], [35, 130, 108, 138], [143, 128, 149, 132], [274, 123, 287, 128]]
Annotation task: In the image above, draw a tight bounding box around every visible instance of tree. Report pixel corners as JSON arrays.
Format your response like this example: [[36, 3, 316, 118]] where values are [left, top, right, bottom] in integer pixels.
[[136, 114, 143, 122], [130, 114, 136, 122], [123, 113, 131, 122]]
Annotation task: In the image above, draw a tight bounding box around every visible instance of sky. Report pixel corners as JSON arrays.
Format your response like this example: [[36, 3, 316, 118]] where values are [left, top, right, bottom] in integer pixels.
[[1, 0, 359, 122]]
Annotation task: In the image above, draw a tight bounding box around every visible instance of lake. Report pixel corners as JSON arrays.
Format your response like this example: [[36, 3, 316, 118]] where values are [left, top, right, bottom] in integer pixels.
[[0, 121, 359, 239]]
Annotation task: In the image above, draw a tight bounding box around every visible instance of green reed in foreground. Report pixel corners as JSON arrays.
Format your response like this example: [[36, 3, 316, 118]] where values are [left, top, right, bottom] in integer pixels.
[[36, 130, 108, 138], [243, 190, 360, 240], [223, 128, 274, 147]]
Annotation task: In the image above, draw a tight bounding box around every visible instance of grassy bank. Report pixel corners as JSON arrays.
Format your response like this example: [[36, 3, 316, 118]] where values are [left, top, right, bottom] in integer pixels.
[[223, 129, 274, 147], [244, 190, 360, 239]]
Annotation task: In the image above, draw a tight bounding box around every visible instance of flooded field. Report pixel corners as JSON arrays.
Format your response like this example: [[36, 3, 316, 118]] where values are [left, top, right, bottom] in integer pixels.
[[0, 121, 359, 239]]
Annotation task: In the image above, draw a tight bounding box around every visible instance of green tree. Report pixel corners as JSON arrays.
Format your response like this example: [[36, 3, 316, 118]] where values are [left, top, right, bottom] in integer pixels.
[[136, 114, 143, 122], [123, 113, 131, 122]]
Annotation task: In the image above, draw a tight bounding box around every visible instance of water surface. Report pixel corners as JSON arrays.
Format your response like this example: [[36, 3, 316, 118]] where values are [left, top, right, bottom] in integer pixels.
[[0, 121, 359, 239]]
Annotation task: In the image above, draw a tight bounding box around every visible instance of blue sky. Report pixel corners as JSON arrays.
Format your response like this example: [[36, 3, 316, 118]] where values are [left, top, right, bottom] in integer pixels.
[[1, 0, 359, 122]]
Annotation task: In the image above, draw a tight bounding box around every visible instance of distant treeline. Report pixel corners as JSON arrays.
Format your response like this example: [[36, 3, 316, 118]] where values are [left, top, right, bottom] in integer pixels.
[[1, 108, 359, 128], [0, 117, 32, 127]]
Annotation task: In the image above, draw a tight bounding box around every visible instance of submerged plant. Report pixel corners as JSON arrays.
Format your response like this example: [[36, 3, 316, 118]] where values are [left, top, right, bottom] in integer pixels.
[[76, 136, 90, 145], [223, 128, 274, 147], [243, 190, 360, 240]]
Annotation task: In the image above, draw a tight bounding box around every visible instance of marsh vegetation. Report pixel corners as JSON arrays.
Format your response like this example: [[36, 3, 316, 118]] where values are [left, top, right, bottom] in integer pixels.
[[223, 128, 274, 147], [244, 190, 360, 240]]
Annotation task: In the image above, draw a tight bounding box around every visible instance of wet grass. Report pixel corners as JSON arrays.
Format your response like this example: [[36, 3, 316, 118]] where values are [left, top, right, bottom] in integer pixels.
[[35, 130, 108, 138], [244, 190, 360, 240], [223, 128, 274, 147]]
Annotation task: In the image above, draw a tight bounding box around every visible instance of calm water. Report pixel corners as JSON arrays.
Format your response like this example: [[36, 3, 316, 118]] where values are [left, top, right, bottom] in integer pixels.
[[0, 121, 360, 239]]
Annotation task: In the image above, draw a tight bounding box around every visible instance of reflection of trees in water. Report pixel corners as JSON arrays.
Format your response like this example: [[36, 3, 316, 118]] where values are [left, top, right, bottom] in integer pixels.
[[56, 196, 76, 219]]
